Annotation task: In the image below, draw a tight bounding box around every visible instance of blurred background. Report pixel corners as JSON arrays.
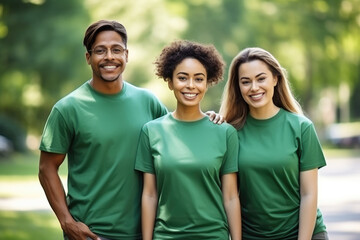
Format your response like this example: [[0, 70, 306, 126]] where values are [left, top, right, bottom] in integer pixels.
[[0, 0, 359, 239]]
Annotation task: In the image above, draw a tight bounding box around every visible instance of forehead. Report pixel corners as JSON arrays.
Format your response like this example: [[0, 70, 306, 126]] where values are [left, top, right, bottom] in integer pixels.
[[93, 30, 125, 47], [174, 58, 206, 75], [238, 60, 270, 76]]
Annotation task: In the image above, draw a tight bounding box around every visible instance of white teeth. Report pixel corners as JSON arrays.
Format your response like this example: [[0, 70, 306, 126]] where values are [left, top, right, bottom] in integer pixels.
[[103, 66, 116, 69], [250, 93, 263, 99], [184, 93, 197, 98]]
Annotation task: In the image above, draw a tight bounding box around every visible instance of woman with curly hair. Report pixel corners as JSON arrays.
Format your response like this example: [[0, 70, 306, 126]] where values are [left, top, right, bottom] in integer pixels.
[[220, 47, 328, 240], [135, 40, 241, 240]]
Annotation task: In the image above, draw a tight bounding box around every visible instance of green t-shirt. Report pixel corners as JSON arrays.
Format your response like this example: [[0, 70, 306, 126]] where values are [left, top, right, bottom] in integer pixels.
[[238, 108, 327, 240], [135, 113, 239, 240], [39, 80, 167, 239]]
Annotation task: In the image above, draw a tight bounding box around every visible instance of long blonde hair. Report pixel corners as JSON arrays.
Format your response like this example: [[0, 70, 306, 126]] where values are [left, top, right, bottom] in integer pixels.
[[219, 47, 303, 130]]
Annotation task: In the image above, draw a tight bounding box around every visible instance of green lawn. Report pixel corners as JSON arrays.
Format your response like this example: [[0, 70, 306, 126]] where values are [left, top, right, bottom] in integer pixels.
[[0, 211, 62, 240], [0, 152, 66, 239], [0, 148, 358, 240]]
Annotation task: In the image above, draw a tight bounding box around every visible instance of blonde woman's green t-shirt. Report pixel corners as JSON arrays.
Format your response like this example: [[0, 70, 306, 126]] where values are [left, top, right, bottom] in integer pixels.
[[238, 108, 327, 240]]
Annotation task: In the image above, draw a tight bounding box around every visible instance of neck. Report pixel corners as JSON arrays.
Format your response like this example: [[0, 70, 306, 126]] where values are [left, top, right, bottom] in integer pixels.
[[90, 78, 123, 94], [249, 104, 280, 120], [172, 105, 205, 121]]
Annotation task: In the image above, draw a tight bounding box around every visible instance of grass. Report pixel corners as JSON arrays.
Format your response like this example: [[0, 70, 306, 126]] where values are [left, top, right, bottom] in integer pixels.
[[0, 211, 62, 240], [0, 148, 358, 240], [0, 152, 66, 239], [0, 152, 67, 180]]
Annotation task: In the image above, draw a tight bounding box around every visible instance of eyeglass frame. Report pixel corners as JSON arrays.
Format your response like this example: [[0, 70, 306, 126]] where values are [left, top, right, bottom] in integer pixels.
[[88, 45, 127, 57]]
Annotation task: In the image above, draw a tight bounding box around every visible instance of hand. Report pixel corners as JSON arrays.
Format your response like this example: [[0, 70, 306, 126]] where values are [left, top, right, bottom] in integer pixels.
[[63, 220, 100, 240], [205, 111, 225, 124]]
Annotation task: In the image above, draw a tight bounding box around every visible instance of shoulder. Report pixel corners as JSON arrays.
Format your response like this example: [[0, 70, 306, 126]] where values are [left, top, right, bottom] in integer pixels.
[[124, 81, 163, 105], [143, 113, 170, 127], [283, 110, 315, 133], [203, 118, 238, 136], [282, 109, 313, 128], [218, 121, 238, 133], [53, 82, 89, 109], [125, 81, 157, 97]]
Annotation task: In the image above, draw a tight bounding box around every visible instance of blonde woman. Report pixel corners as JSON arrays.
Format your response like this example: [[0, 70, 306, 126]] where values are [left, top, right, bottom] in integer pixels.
[[220, 47, 328, 240]]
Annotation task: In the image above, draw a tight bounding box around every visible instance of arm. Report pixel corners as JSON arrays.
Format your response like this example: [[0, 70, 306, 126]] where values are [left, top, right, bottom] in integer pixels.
[[38, 151, 99, 240], [142, 173, 158, 240], [221, 173, 242, 240], [298, 168, 318, 240]]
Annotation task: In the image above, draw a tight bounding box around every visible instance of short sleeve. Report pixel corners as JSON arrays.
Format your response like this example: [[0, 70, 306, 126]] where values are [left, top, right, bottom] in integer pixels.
[[135, 125, 155, 174], [299, 123, 327, 171], [220, 126, 239, 175], [39, 107, 72, 154]]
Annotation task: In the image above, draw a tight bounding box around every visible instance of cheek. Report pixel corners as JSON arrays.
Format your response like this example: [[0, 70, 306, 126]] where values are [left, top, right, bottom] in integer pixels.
[[239, 85, 247, 96]]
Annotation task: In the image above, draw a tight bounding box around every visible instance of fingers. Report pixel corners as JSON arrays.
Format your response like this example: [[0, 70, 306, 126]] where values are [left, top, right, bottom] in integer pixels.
[[205, 111, 225, 124], [205, 110, 216, 121], [64, 221, 99, 240], [212, 114, 225, 124]]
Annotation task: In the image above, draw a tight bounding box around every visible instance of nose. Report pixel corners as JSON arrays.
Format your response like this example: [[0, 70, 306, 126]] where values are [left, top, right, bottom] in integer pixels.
[[251, 81, 259, 91], [104, 48, 115, 59], [187, 78, 195, 88]]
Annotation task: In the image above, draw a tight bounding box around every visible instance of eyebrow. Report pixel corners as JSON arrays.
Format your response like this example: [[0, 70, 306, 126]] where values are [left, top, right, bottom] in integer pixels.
[[176, 72, 206, 76], [240, 72, 266, 80], [94, 44, 126, 49]]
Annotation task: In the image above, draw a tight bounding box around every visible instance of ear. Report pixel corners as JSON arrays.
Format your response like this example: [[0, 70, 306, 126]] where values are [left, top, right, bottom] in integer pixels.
[[168, 79, 174, 90], [85, 52, 91, 65], [125, 49, 129, 63], [273, 75, 278, 86]]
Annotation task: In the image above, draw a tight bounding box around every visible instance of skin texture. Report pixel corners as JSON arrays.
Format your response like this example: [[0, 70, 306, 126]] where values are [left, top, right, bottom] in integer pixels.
[[39, 152, 100, 240], [141, 57, 241, 240], [38, 30, 129, 240], [238, 60, 279, 119], [238, 59, 318, 239], [168, 58, 208, 121], [85, 30, 128, 94], [39, 32, 223, 240]]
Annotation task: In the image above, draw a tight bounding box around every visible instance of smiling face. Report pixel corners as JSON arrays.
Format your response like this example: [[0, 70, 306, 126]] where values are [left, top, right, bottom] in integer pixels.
[[168, 58, 208, 111], [238, 59, 278, 118], [86, 30, 128, 83]]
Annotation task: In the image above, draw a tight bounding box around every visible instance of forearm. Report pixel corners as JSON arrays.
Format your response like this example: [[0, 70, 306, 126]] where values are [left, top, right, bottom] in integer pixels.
[[38, 168, 75, 229], [224, 197, 242, 240], [298, 193, 317, 240], [141, 195, 157, 240], [298, 169, 319, 240], [222, 173, 242, 240]]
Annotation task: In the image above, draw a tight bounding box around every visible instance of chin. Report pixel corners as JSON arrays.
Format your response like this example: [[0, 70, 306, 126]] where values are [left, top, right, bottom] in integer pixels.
[[101, 76, 120, 82]]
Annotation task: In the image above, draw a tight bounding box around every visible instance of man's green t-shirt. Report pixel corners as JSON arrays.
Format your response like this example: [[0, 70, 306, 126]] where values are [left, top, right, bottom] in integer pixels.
[[135, 113, 239, 240], [238, 108, 327, 240], [39, 81, 167, 239]]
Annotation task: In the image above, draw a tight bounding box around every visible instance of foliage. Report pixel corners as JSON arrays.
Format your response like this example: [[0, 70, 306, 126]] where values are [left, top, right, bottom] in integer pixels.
[[176, 0, 360, 118], [0, 115, 27, 152], [0, 0, 359, 142], [0, 0, 90, 136]]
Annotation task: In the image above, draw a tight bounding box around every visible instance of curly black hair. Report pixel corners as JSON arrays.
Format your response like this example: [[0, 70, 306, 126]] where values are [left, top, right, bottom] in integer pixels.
[[154, 40, 225, 86]]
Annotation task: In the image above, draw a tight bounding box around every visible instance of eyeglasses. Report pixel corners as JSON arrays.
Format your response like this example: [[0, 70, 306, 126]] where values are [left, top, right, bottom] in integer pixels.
[[89, 46, 126, 57]]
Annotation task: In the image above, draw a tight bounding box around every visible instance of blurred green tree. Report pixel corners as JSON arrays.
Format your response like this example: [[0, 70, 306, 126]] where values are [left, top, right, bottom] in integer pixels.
[[175, 0, 360, 122], [0, 0, 89, 138], [0, 0, 359, 147]]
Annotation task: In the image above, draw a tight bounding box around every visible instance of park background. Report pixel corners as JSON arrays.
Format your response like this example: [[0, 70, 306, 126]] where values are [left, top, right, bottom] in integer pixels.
[[0, 0, 359, 239]]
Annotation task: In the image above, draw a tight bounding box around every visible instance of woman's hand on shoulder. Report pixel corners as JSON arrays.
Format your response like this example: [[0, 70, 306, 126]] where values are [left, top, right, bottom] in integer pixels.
[[206, 111, 225, 124]]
